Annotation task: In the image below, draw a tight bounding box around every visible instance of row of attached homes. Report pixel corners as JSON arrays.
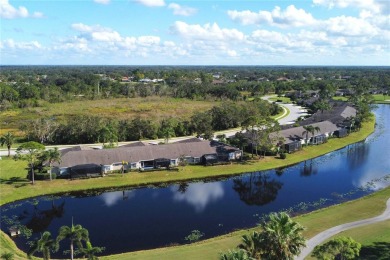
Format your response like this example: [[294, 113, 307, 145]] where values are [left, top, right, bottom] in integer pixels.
[[52, 140, 242, 177]]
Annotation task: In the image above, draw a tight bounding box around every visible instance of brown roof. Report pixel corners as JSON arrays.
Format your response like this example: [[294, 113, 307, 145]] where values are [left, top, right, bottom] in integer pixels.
[[56, 141, 238, 168]]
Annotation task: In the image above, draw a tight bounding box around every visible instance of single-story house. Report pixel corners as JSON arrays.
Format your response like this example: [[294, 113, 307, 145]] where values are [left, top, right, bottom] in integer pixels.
[[270, 120, 341, 153], [52, 140, 242, 176]]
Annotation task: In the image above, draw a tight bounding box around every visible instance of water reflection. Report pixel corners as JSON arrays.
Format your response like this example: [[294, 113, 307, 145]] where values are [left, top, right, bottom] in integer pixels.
[[25, 200, 65, 233], [300, 159, 318, 177], [100, 190, 135, 206], [346, 143, 370, 170], [171, 182, 224, 212], [233, 172, 283, 206]]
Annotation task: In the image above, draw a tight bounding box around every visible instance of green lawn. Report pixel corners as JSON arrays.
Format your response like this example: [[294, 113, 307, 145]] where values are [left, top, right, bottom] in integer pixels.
[[304, 220, 390, 260], [268, 96, 292, 103]]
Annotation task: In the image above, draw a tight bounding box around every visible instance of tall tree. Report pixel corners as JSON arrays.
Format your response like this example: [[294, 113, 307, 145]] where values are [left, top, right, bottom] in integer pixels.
[[75, 241, 104, 260], [43, 147, 61, 181], [238, 231, 265, 259], [15, 141, 45, 185], [28, 231, 57, 260], [260, 212, 306, 259], [56, 223, 89, 260], [302, 125, 321, 145], [220, 249, 253, 260], [312, 236, 361, 260], [0, 131, 15, 157]]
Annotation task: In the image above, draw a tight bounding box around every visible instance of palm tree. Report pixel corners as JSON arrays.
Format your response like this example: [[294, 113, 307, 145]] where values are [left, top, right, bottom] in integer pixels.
[[302, 125, 321, 145], [260, 212, 306, 259], [44, 148, 61, 181], [220, 249, 253, 260], [15, 141, 45, 185], [238, 231, 265, 259], [28, 231, 57, 260], [0, 132, 15, 157], [57, 222, 89, 260], [75, 241, 104, 260]]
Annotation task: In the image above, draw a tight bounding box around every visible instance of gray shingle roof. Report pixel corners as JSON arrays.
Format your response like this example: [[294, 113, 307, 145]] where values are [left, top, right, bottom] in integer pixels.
[[271, 120, 339, 144], [56, 141, 238, 167]]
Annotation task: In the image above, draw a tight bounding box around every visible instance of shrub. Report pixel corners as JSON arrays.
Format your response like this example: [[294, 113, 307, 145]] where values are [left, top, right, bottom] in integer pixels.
[[280, 153, 287, 159], [184, 230, 204, 243]]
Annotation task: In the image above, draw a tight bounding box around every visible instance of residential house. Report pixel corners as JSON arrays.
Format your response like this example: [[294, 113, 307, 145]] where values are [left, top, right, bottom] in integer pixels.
[[52, 141, 242, 177]]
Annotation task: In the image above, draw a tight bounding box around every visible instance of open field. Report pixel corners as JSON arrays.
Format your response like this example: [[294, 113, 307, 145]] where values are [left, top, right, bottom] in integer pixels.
[[0, 97, 219, 130]]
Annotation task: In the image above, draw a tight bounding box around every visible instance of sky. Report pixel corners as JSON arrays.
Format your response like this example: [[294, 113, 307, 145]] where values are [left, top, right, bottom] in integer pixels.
[[0, 0, 389, 65]]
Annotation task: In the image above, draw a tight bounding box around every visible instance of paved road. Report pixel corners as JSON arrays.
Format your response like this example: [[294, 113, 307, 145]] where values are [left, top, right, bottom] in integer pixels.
[[262, 95, 309, 125], [296, 198, 390, 260]]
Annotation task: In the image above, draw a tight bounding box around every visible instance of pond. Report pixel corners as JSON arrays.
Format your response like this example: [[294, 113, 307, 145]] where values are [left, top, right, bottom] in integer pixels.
[[1, 105, 390, 258]]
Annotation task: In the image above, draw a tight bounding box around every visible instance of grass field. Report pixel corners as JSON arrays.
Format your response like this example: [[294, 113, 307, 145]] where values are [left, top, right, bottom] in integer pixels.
[[268, 96, 292, 103], [333, 94, 390, 104], [0, 97, 218, 131]]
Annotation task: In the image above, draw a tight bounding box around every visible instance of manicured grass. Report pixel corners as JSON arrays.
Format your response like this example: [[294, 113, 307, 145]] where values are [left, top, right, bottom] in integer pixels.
[[304, 220, 390, 260], [332, 96, 348, 101], [373, 94, 390, 104], [268, 96, 292, 103]]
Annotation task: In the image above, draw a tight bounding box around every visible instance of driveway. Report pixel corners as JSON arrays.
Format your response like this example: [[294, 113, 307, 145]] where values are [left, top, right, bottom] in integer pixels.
[[296, 198, 390, 259]]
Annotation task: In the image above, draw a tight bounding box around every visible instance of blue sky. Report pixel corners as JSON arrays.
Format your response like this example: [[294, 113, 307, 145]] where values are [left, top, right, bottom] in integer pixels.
[[1, 0, 389, 65]]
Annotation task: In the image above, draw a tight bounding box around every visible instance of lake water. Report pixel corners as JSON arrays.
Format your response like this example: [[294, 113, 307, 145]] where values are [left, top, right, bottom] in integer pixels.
[[1, 105, 389, 258]]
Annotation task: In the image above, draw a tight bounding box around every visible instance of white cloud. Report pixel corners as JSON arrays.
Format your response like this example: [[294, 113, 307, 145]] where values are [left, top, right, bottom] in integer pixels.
[[1, 39, 42, 50], [228, 5, 316, 27], [94, 0, 110, 4], [171, 183, 224, 212], [324, 15, 379, 36], [170, 21, 245, 41], [0, 0, 43, 19], [168, 3, 197, 16], [135, 0, 165, 7]]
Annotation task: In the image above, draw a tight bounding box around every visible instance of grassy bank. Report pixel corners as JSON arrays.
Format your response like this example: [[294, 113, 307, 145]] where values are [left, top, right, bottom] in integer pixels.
[[0, 118, 375, 205]]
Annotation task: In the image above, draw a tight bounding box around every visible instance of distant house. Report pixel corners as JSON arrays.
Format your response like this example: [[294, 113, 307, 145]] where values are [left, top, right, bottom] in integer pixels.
[[52, 141, 242, 177]]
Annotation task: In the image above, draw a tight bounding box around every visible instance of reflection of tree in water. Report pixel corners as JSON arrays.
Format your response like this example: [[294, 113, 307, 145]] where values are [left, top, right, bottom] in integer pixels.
[[347, 143, 370, 170], [26, 200, 65, 233], [177, 182, 189, 194], [233, 172, 283, 206], [300, 160, 318, 177]]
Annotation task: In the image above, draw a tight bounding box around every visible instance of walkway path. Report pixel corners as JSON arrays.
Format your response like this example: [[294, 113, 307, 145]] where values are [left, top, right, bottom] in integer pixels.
[[296, 198, 390, 259]]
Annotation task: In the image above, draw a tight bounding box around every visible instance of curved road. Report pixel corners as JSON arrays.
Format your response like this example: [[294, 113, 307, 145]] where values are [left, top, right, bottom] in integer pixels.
[[296, 198, 390, 260], [261, 95, 309, 125]]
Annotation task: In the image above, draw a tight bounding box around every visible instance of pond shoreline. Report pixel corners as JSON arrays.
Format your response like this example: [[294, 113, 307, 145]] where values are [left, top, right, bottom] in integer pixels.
[[0, 116, 378, 258]]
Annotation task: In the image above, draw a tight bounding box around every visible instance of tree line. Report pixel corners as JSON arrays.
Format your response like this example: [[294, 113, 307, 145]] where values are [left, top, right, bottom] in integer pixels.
[[20, 100, 281, 145]]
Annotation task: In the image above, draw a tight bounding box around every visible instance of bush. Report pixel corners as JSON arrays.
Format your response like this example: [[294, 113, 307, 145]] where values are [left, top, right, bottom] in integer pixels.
[[34, 172, 57, 180], [184, 230, 204, 243], [279, 153, 287, 159]]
